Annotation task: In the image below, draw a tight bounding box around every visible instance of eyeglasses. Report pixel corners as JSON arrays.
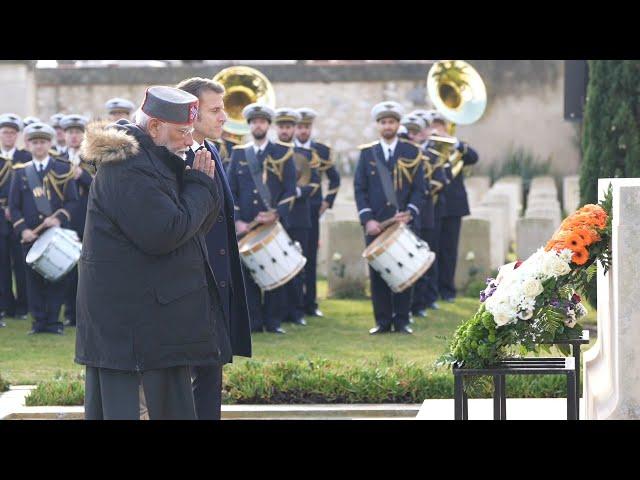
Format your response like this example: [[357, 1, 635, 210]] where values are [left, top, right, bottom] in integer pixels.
[[175, 126, 194, 138]]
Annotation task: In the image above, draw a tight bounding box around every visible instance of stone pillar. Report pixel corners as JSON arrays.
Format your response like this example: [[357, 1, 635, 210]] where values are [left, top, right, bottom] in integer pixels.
[[326, 221, 368, 298], [563, 175, 580, 214], [584, 178, 640, 419], [0, 61, 37, 116]]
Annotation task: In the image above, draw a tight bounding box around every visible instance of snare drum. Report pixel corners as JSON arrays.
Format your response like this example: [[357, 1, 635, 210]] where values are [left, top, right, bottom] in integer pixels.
[[238, 221, 307, 291], [25, 227, 82, 282], [362, 222, 435, 293]]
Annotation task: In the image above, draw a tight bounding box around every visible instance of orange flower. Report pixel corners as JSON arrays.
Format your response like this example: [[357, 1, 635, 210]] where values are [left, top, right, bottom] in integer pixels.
[[571, 246, 590, 265], [552, 231, 585, 250], [573, 227, 601, 246], [545, 240, 567, 252]]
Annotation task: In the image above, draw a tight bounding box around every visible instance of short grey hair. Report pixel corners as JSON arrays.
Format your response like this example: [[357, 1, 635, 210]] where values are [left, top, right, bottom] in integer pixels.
[[134, 109, 151, 130]]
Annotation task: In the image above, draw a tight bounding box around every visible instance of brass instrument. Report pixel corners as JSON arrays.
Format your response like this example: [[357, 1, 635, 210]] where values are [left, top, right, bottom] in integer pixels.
[[293, 151, 312, 187], [426, 60, 487, 179], [212, 65, 276, 138]]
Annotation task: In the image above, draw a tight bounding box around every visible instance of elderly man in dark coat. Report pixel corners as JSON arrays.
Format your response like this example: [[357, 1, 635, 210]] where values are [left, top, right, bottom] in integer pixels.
[[74, 86, 224, 420]]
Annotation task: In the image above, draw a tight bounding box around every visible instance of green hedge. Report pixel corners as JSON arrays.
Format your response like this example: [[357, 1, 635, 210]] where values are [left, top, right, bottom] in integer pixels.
[[25, 358, 575, 407]]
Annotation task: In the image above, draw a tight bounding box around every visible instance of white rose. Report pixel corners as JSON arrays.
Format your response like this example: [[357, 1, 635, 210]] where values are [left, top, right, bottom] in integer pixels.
[[493, 311, 511, 326], [558, 248, 574, 264], [541, 253, 571, 278], [522, 278, 544, 299], [564, 315, 577, 328]]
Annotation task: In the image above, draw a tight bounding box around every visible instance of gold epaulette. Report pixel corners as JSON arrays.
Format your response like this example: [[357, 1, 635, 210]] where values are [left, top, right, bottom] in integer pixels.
[[233, 142, 252, 150], [358, 141, 378, 150], [12, 162, 27, 169], [227, 137, 241, 145], [276, 140, 294, 148], [399, 137, 421, 148]]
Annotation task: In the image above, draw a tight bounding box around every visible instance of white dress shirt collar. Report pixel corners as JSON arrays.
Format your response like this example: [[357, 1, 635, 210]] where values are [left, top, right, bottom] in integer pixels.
[[1, 147, 16, 159], [295, 138, 312, 149], [379, 137, 398, 161], [33, 156, 50, 172]]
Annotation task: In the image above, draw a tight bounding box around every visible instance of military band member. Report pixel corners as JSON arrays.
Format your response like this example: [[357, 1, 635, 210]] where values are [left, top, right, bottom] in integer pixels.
[[428, 111, 478, 303], [58, 114, 92, 327], [176, 77, 252, 420], [228, 103, 297, 334], [294, 107, 340, 318], [0, 113, 30, 320], [9, 123, 79, 335], [105, 98, 136, 122], [406, 112, 449, 316], [354, 101, 425, 335], [213, 131, 241, 170], [49, 113, 68, 157], [275, 108, 320, 327]]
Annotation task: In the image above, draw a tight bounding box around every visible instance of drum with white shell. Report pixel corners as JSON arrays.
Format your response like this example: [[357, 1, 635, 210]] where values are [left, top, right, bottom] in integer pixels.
[[238, 221, 306, 291], [362, 222, 435, 293], [25, 227, 82, 282]]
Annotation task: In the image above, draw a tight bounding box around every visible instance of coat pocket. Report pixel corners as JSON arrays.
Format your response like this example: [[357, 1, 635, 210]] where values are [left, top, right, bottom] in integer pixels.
[[155, 277, 208, 304]]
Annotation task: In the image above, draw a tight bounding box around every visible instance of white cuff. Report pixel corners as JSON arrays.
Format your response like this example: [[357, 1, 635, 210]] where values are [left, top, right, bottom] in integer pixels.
[[408, 203, 420, 214], [296, 187, 301, 198], [358, 208, 372, 216]]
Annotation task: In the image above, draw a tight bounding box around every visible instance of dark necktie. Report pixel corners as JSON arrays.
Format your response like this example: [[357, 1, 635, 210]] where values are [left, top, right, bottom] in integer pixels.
[[388, 148, 393, 161]]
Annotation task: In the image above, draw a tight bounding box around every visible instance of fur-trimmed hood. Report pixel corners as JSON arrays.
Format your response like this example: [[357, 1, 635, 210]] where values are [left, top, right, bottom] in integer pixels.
[[80, 120, 141, 164]]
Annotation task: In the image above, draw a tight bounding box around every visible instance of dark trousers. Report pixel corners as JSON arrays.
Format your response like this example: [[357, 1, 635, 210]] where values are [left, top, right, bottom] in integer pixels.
[[284, 227, 309, 322], [64, 265, 78, 324], [0, 232, 12, 313], [23, 244, 65, 332], [365, 234, 411, 330], [303, 209, 320, 314], [191, 365, 223, 420], [0, 229, 28, 316], [243, 264, 286, 331], [438, 216, 462, 300], [411, 220, 442, 311], [85, 365, 196, 420]]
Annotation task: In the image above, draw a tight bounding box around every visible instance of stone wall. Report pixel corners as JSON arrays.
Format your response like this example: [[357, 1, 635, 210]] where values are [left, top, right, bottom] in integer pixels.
[[31, 60, 581, 175]]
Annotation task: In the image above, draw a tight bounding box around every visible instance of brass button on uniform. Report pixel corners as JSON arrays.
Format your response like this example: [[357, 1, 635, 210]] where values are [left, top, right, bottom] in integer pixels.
[[253, 189, 258, 194], [217, 216, 223, 223], [219, 281, 227, 288], [253, 200, 258, 205], [219, 249, 226, 255]]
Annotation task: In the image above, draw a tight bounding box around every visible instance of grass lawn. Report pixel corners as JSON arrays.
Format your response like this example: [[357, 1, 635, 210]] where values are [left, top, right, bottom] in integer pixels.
[[0, 280, 597, 386]]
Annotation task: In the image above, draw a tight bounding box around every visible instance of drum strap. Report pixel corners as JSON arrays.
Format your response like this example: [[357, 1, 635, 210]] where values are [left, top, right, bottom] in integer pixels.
[[372, 145, 399, 211], [245, 147, 273, 209], [25, 163, 52, 217]]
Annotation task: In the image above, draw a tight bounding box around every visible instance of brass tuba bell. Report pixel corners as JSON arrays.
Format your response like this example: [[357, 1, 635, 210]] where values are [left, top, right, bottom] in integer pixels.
[[426, 60, 487, 179], [212, 65, 276, 137], [426, 60, 487, 126]]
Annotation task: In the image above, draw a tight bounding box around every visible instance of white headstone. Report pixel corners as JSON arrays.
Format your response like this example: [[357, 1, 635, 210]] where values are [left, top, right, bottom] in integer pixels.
[[584, 178, 640, 419], [468, 206, 508, 269], [481, 193, 514, 245], [563, 175, 581, 214], [454, 217, 492, 292], [516, 217, 557, 260]]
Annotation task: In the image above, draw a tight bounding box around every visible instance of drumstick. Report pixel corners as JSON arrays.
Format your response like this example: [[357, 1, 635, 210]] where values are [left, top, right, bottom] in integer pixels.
[[237, 209, 277, 238], [20, 221, 47, 244]]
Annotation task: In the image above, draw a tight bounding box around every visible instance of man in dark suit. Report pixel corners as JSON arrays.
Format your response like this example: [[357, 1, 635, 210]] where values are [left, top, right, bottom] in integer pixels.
[[176, 77, 252, 420], [0, 113, 30, 320]]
